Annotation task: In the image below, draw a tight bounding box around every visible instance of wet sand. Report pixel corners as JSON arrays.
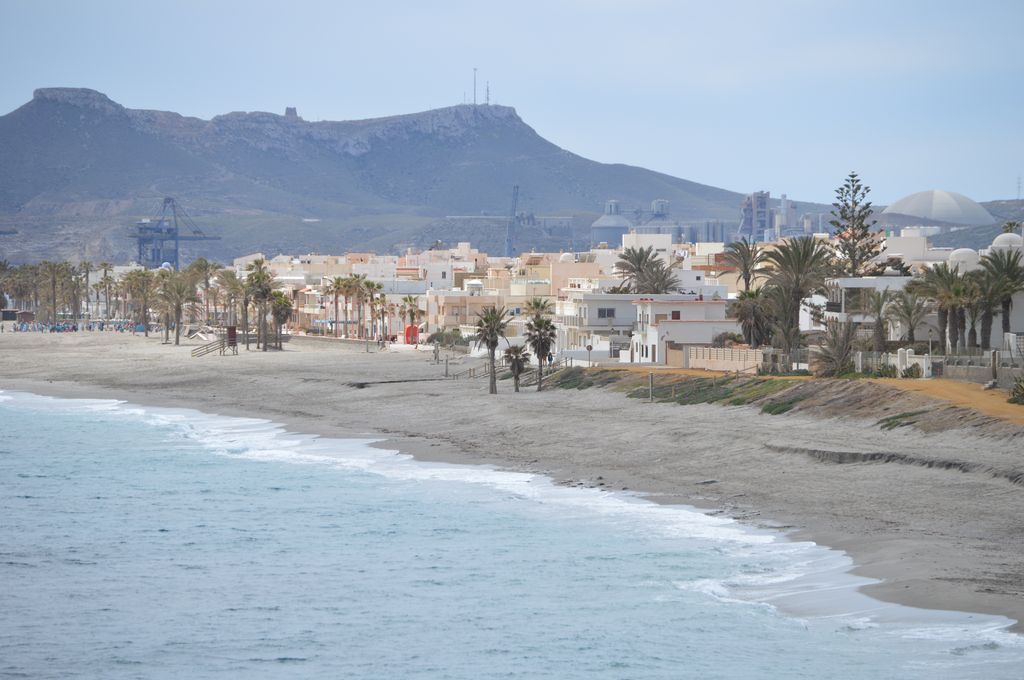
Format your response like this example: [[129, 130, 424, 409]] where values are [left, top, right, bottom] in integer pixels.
[[2, 331, 1022, 631]]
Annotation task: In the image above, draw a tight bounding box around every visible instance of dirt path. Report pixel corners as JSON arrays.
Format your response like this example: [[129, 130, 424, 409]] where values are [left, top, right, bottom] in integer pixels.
[[873, 378, 1024, 426]]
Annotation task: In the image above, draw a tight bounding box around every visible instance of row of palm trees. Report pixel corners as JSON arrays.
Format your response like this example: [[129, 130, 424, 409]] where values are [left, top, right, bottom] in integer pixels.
[[0, 257, 293, 350], [473, 298, 557, 394], [320, 274, 420, 340], [0, 260, 120, 323], [722, 236, 833, 353], [723, 235, 1024, 355]]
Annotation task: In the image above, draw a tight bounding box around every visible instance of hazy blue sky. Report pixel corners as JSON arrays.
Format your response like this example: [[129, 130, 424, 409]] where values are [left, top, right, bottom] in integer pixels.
[[2, 0, 1022, 204]]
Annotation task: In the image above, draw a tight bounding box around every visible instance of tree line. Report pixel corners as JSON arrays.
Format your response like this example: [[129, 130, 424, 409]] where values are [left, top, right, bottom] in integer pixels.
[[607, 172, 1023, 365]]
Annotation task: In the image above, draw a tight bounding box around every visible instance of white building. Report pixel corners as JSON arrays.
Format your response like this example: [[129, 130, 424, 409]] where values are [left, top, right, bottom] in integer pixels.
[[627, 295, 741, 365], [555, 291, 638, 360]]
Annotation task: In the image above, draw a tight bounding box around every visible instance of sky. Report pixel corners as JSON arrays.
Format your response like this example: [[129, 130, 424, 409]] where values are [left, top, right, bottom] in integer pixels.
[[2, 0, 1022, 205]]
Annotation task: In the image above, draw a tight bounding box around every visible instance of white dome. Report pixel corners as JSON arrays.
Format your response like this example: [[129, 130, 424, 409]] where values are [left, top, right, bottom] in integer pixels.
[[558, 252, 575, 263], [882, 190, 994, 226], [949, 247, 981, 271], [992, 232, 1023, 249]]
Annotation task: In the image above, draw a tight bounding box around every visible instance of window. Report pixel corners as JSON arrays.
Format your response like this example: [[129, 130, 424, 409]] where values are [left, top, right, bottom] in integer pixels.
[[671, 310, 680, 320], [598, 308, 615, 319], [441, 271, 447, 279]]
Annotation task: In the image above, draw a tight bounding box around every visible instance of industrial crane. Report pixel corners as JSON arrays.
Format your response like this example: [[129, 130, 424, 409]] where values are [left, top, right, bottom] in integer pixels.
[[504, 184, 519, 258], [131, 197, 221, 270]]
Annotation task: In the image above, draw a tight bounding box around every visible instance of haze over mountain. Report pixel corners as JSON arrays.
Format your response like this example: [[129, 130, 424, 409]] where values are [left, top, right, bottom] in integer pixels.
[[0, 87, 777, 263]]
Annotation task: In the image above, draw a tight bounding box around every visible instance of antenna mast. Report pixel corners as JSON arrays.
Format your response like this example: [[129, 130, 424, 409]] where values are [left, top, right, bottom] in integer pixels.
[[485, 81, 490, 105], [473, 67, 477, 105]]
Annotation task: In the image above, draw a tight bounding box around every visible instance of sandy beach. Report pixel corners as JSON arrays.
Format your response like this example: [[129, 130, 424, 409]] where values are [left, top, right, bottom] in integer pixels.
[[2, 331, 1022, 631]]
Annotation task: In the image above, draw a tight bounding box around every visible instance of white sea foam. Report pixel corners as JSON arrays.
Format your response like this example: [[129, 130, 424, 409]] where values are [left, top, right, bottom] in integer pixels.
[[2, 387, 1018, 642]]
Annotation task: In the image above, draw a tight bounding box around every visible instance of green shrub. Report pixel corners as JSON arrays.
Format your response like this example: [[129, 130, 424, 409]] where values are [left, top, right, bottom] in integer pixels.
[[901, 364, 922, 379], [872, 364, 898, 378], [761, 398, 801, 415], [876, 410, 929, 430], [1010, 377, 1024, 405], [426, 329, 468, 346]]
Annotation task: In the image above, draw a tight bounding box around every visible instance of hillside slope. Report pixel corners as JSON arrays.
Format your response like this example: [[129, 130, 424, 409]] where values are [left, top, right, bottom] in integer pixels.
[[0, 88, 764, 262]]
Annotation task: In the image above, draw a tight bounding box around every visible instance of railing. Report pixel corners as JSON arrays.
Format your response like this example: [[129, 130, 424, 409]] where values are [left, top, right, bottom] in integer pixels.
[[191, 337, 225, 358], [518, 357, 571, 386], [448, 356, 571, 381], [449, 358, 509, 380]]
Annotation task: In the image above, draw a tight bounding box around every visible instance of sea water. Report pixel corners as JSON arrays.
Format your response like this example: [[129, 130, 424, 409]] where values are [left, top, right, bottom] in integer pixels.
[[1, 390, 1021, 679]]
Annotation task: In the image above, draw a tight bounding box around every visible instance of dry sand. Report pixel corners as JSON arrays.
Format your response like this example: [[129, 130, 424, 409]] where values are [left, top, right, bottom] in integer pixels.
[[2, 331, 1023, 631]]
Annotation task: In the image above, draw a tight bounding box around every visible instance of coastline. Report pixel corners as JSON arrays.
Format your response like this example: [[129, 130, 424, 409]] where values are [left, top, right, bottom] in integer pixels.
[[2, 332, 1023, 632]]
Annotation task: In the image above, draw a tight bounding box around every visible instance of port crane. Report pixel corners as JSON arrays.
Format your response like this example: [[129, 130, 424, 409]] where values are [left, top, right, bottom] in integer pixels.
[[131, 197, 220, 270], [504, 184, 519, 258]]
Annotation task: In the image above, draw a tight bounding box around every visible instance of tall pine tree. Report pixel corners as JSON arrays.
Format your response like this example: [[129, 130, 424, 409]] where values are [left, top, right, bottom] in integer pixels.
[[830, 172, 882, 276]]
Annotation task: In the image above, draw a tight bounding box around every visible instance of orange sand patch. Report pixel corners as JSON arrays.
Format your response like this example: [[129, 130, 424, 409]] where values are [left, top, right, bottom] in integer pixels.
[[872, 377, 1024, 426]]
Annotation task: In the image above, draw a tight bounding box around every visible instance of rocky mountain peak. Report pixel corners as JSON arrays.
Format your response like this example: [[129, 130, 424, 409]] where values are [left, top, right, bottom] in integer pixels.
[[32, 87, 125, 115]]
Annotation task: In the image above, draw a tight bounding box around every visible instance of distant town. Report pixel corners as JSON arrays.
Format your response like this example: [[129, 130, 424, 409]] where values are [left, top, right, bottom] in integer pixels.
[[3, 180, 1022, 386]]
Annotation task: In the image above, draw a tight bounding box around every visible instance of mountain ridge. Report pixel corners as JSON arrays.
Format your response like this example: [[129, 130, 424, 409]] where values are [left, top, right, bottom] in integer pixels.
[[1, 88, 799, 262]]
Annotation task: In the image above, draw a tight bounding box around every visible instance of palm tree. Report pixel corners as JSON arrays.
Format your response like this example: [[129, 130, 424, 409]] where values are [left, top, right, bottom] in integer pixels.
[[340, 276, 362, 338], [637, 260, 680, 294], [909, 263, 962, 354], [968, 271, 1004, 350], [504, 345, 531, 392], [980, 249, 1024, 335], [240, 278, 253, 349], [525, 315, 557, 391], [963, 279, 982, 349], [401, 294, 419, 340], [158, 271, 198, 345], [154, 268, 173, 342], [949, 276, 970, 353], [349, 274, 368, 338], [365, 280, 383, 340], [0, 261, 11, 309], [376, 293, 389, 339], [887, 290, 928, 344], [215, 269, 243, 327], [186, 257, 221, 325], [78, 261, 93, 319], [730, 287, 772, 348], [123, 269, 155, 336], [763, 237, 831, 352], [859, 289, 891, 353], [39, 261, 70, 324], [246, 259, 274, 352], [473, 305, 510, 395], [63, 271, 85, 326], [270, 290, 292, 349], [524, 297, 553, 318], [323, 276, 346, 338], [723, 238, 766, 292], [815, 320, 856, 377], [98, 261, 113, 319], [615, 246, 658, 292]]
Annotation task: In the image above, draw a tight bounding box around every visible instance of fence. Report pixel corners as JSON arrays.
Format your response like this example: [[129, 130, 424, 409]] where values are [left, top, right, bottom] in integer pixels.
[[855, 350, 933, 378], [856, 349, 1024, 387], [687, 347, 763, 373]]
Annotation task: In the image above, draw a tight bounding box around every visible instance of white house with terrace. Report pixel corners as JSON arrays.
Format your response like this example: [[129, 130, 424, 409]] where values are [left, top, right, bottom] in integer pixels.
[[627, 293, 740, 366]]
